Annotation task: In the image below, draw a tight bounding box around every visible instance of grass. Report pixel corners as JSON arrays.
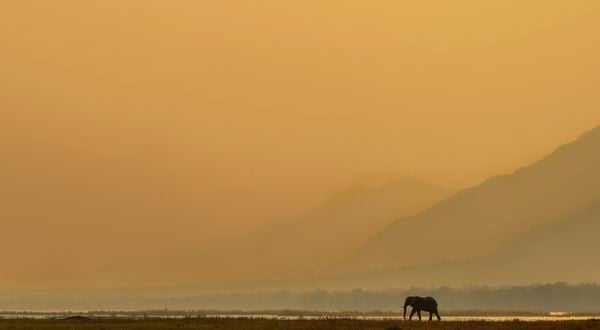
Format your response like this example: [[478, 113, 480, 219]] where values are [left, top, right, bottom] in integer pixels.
[[0, 318, 600, 330]]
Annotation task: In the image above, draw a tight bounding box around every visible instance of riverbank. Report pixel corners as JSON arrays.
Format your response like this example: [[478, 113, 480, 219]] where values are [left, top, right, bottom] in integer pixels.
[[1, 318, 600, 330]]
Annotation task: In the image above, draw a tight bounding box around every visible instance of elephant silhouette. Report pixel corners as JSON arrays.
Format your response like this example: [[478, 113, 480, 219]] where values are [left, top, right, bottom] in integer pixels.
[[403, 296, 441, 321]]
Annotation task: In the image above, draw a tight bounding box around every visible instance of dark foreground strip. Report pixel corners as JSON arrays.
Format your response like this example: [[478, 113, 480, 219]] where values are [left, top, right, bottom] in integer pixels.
[[0, 318, 599, 330]]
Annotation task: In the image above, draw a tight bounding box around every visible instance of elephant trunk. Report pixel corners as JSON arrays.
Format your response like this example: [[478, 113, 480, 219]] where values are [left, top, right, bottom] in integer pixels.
[[403, 297, 412, 320]]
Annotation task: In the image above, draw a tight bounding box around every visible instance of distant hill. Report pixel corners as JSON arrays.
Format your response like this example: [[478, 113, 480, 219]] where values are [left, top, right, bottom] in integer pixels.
[[327, 201, 600, 289], [242, 177, 450, 275], [344, 126, 600, 273], [222, 201, 600, 292], [80, 125, 600, 292], [477, 200, 600, 284], [52, 177, 449, 287]]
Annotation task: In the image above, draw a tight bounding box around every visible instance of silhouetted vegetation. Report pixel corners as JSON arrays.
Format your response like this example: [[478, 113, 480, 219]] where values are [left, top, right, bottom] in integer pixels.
[[3, 283, 600, 312]]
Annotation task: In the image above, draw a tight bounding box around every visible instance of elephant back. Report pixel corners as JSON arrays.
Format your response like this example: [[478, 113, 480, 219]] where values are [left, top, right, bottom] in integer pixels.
[[425, 296, 438, 307]]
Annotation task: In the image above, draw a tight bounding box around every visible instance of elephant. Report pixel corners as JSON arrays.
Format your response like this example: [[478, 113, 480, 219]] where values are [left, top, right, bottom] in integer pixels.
[[403, 296, 441, 321]]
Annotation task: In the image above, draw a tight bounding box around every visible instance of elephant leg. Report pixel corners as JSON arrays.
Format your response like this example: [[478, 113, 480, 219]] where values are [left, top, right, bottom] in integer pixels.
[[435, 310, 442, 321], [409, 308, 417, 320], [429, 312, 433, 321], [417, 310, 422, 320]]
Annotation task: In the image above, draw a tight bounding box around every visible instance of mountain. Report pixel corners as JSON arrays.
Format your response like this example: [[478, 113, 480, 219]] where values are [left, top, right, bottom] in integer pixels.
[[345, 125, 600, 272], [336, 200, 600, 288], [242, 177, 450, 275], [54, 177, 449, 287], [222, 201, 600, 292], [478, 200, 600, 284]]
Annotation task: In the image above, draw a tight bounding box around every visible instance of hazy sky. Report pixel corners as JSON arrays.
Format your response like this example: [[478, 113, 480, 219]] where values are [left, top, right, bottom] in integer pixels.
[[2, 1, 600, 288]]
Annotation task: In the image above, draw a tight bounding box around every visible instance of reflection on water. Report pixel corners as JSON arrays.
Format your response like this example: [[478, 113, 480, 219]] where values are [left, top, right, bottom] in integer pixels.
[[433, 316, 596, 322], [206, 315, 598, 322]]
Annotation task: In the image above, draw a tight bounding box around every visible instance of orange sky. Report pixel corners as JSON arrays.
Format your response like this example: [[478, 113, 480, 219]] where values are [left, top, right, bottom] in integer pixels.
[[1, 1, 600, 288]]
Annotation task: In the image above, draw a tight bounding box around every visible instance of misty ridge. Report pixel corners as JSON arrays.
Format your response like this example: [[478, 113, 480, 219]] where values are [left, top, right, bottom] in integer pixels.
[[234, 177, 451, 275], [183, 124, 600, 294], [2, 124, 600, 311]]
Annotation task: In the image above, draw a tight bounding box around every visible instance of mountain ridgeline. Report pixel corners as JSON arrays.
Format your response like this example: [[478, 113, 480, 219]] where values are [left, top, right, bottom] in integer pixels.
[[243, 177, 450, 275], [343, 126, 600, 278]]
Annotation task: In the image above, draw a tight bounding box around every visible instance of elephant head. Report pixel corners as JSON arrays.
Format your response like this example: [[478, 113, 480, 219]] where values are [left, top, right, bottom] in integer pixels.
[[403, 296, 415, 319]]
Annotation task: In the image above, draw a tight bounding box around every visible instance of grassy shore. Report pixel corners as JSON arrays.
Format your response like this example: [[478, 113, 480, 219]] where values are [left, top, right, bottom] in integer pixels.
[[1, 318, 600, 330]]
